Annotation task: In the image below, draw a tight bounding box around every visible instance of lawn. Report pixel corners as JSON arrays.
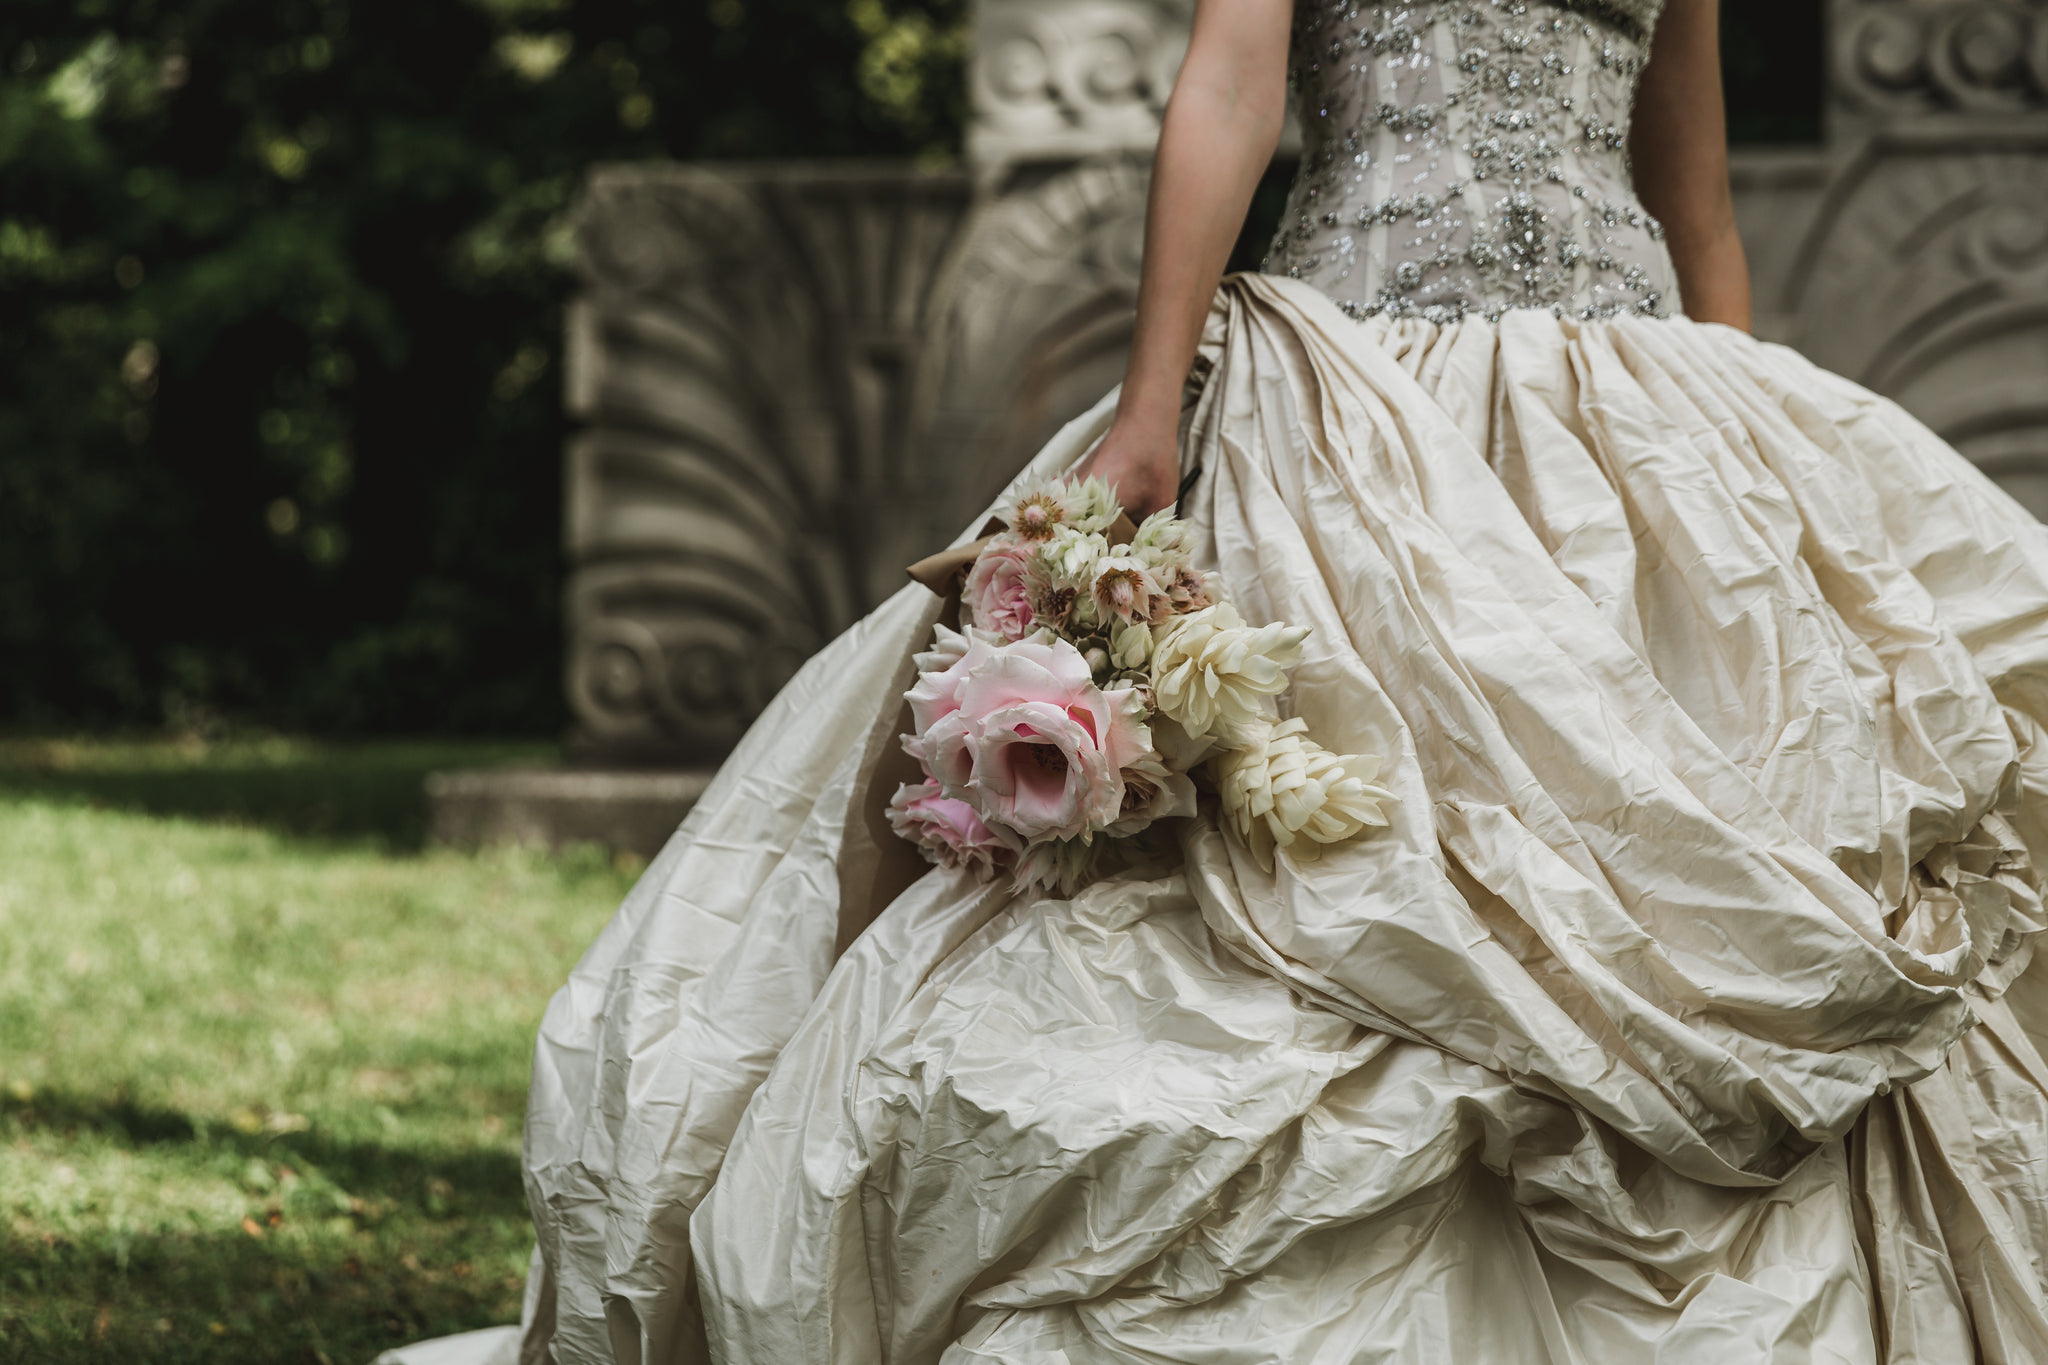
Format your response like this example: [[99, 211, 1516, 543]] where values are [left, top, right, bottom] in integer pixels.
[[0, 738, 639, 1364]]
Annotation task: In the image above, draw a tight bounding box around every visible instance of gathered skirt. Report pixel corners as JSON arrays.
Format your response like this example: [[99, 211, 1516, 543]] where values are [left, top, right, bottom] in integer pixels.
[[514, 274, 2048, 1364]]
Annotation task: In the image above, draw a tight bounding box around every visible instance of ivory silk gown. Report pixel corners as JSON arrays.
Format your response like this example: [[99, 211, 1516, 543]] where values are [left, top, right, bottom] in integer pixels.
[[509, 1, 2048, 1360]]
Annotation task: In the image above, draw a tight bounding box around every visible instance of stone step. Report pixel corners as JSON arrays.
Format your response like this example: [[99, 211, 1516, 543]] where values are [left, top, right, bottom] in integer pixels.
[[425, 767, 714, 859]]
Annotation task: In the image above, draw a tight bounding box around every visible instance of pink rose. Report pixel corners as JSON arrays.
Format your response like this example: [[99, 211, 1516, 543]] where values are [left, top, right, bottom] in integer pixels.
[[904, 624, 1000, 734], [963, 537, 1037, 642], [916, 636, 1148, 842], [887, 780, 1013, 878], [1103, 753, 1198, 838]]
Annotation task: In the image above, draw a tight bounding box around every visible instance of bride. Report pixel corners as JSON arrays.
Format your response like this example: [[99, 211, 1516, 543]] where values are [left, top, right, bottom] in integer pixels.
[[495, 0, 2048, 1360]]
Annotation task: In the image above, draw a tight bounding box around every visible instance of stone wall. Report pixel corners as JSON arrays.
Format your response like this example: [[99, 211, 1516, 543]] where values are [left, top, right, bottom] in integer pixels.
[[561, 0, 2048, 766], [1737, 0, 2048, 515]]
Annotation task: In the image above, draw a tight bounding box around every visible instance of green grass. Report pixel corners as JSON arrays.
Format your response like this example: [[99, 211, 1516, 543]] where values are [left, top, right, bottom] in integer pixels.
[[0, 738, 638, 1363]]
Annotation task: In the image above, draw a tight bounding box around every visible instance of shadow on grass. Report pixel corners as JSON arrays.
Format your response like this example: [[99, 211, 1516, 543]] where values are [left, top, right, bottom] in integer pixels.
[[0, 739, 554, 850], [0, 1221, 522, 1365], [0, 1089, 531, 1364], [0, 1089, 526, 1211]]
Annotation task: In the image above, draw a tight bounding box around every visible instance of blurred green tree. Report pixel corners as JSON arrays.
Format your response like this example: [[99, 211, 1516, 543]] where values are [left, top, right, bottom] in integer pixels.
[[0, 0, 963, 735]]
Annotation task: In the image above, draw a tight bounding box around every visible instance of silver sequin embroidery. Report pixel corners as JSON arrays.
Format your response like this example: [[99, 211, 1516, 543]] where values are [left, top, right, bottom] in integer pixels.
[[1263, 0, 1679, 324]]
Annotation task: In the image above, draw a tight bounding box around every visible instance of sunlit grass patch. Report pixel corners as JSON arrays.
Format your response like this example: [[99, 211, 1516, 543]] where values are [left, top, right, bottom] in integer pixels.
[[0, 740, 633, 1363]]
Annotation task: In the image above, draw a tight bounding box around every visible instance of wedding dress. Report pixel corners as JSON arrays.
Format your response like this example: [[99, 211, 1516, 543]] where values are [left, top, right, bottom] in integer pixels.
[[498, 1, 2048, 1360]]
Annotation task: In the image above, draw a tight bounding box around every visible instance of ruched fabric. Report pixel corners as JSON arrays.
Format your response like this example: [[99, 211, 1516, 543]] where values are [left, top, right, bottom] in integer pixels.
[[517, 275, 2048, 1365]]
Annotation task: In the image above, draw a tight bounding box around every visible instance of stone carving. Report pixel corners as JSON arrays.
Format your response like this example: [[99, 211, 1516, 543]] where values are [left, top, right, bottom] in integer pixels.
[[563, 164, 975, 762], [1832, 0, 2048, 124], [561, 157, 1156, 763], [1779, 127, 2048, 515], [1791, 0, 2048, 516], [970, 0, 1193, 184], [914, 157, 1150, 520]]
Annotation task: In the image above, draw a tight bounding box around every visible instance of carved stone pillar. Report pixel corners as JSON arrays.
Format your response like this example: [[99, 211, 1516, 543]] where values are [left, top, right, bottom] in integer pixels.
[[561, 164, 974, 764]]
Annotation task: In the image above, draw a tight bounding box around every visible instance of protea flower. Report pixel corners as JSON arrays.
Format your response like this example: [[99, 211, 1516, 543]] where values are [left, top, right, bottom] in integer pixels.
[[1163, 565, 1212, 613], [1008, 481, 1071, 541], [1005, 474, 1118, 541], [1091, 555, 1171, 625]]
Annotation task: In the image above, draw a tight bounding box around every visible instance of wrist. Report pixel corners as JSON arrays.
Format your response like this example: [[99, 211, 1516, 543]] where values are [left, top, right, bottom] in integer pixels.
[[1108, 395, 1180, 447]]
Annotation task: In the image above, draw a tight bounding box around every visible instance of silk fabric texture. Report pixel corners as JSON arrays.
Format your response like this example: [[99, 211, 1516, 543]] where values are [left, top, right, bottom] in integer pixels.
[[518, 275, 2048, 1364]]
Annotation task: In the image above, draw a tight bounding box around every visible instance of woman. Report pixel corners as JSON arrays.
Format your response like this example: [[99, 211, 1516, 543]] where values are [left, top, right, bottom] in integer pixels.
[[513, 0, 2048, 1360]]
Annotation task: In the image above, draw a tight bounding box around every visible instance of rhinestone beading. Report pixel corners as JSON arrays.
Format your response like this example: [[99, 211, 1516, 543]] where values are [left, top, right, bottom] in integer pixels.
[[1262, 0, 1678, 324]]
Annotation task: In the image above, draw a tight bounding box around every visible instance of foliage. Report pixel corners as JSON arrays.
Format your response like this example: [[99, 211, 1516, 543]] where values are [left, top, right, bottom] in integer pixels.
[[1721, 0, 1822, 145], [0, 736, 637, 1362], [0, 0, 964, 736]]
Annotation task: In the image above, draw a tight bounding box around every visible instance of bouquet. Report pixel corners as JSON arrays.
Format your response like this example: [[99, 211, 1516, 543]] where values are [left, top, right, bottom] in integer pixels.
[[889, 474, 1393, 892]]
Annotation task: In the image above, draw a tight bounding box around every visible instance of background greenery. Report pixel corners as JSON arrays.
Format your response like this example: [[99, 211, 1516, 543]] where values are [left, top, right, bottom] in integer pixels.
[[0, 0, 1812, 738], [0, 0, 965, 737]]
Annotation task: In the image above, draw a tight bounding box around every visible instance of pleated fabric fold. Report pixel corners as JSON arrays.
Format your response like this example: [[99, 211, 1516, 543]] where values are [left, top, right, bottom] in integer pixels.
[[518, 275, 2048, 1365]]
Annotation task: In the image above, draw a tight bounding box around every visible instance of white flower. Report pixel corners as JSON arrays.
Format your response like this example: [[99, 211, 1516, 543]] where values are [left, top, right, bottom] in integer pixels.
[[1006, 476, 1076, 542], [1006, 473, 1120, 542], [1064, 474, 1122, 533], [1148, 713, 1220, 771], [1130, 508, 1195, 573], [1039, 525, 1110, 585], [1110, 620, 1153, 671], [1212, 718, 1393, 872], [1012, 836, 1101, 896], [1150, 602, 1309, 741]]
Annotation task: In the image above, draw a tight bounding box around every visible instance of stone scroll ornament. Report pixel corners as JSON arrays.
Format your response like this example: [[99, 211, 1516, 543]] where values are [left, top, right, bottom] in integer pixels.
[[890, 476, 1393, 893]]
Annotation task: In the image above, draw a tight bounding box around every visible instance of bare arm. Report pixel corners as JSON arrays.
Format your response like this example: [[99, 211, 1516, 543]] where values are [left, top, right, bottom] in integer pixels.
[[1629, 0, 1751, 330], [1076, 0, 1294, 517]]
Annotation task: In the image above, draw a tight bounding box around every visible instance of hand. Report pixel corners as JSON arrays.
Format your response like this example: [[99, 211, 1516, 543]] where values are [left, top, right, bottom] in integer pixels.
[[1075, 419, 1182, 520]]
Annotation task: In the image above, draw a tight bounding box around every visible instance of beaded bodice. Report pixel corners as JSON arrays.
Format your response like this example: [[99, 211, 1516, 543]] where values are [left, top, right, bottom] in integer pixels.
[[1262, 0, 1679, 323]]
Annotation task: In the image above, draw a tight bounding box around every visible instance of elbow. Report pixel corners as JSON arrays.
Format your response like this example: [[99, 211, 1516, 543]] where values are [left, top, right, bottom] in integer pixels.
[[1168, 71, 1290, 158]]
